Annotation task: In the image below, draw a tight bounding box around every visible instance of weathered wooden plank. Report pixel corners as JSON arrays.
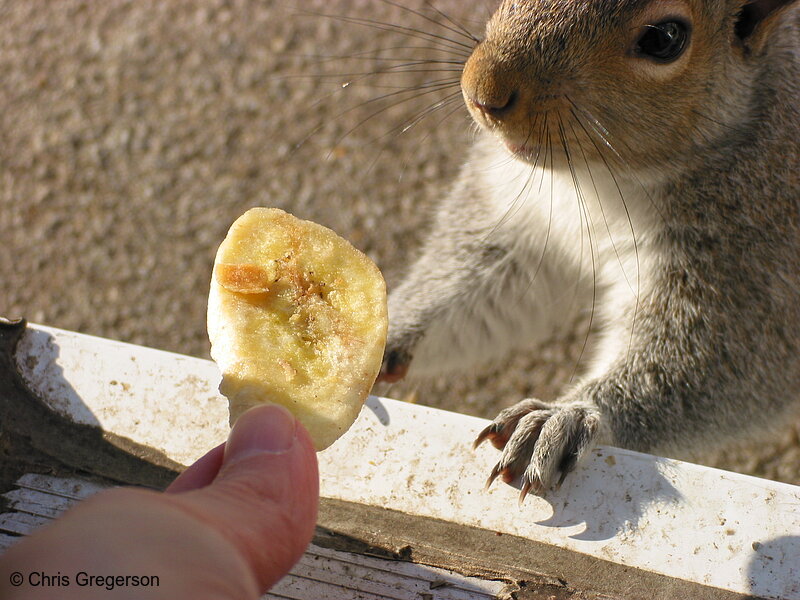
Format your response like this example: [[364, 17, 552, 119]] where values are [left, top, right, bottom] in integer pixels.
[[271, 573, 399, 600], [14, 473, 108, 500], [0, 512, 50, 536], [0, 534, 20, 552], [290, 546, 503, 599], [2, 488, 81, 519]]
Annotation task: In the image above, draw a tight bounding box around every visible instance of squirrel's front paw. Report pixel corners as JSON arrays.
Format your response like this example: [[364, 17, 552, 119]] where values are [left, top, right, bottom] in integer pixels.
[[378, 346, 412, 383], [377, 328, 419, 383], [475, 399, 601, 500]]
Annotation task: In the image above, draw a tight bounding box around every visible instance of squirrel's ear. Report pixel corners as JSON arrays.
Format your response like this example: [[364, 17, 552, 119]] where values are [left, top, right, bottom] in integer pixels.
[[735, 0, 798, 54]]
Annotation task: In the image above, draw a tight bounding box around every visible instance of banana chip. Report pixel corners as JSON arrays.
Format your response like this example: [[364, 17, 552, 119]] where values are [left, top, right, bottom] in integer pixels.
[[208, 208, 388, 450]]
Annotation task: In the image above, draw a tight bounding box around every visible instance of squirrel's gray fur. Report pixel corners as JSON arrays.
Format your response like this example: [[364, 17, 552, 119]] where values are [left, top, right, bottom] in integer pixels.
[[379, 0, 800, 495]]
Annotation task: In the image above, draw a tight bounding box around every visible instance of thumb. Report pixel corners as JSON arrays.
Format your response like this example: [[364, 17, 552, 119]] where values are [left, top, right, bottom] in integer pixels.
[[171, 404, 319, 592]]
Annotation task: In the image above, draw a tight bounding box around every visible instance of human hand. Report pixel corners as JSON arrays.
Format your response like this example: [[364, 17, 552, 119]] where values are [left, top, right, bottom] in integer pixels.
[[0, 404, 319, 598]]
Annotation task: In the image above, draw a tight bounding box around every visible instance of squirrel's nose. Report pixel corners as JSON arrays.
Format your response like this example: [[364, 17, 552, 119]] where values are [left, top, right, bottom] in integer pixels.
[[468, 89, 519, 120], [462, 42, 521, 124]]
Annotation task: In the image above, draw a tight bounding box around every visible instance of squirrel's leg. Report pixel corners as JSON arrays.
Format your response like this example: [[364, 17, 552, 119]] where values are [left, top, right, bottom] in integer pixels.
[[380, 199, 582, 382], [476, 262, 797, 497]]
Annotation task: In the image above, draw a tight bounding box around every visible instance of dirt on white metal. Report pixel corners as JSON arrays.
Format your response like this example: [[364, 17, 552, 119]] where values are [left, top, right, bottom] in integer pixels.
[[1, 322, 798, 599]]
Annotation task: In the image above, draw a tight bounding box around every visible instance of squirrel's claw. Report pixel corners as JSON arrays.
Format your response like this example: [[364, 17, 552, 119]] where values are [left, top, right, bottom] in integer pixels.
[[473, 422, 500, 449], [478, 399, 601, 497]]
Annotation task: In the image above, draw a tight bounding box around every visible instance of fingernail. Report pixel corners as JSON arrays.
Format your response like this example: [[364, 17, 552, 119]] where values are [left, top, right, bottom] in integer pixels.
[[224, 404, 297, 462]]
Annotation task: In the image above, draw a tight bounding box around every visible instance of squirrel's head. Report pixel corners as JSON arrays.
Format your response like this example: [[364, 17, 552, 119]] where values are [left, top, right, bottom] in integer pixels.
[[461, 0, 798, 171]]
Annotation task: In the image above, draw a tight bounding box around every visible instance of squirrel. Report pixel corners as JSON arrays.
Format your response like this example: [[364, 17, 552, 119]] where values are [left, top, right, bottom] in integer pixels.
[[377, 0, 800, 498]]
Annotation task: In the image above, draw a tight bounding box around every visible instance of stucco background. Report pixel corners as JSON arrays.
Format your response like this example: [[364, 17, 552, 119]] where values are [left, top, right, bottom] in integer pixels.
[[1, 0, 797, 484]]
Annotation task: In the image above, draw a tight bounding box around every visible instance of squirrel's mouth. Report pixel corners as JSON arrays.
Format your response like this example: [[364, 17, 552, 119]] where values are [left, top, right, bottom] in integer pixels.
[[505, 142, 542, 163], [506, 142, 531, 155]]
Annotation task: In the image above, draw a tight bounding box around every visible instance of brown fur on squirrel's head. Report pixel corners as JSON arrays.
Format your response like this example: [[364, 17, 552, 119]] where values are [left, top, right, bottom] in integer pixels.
[[461, 0, 798, 172]]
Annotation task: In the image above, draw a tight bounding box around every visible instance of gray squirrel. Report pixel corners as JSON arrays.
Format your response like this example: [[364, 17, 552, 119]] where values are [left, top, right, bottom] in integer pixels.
[[377, 0, 800, 498]]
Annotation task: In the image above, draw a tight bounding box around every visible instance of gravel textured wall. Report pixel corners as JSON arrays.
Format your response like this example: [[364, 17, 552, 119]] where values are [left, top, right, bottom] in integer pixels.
[[1, 0, 797, 484]]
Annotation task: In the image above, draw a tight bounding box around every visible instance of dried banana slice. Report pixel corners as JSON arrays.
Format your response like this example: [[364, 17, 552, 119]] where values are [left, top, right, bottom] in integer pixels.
[[207, 208, 388, 450]]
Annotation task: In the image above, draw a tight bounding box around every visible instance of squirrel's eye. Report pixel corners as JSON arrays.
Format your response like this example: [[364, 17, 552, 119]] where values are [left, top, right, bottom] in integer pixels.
[[635, 20, 690, 62]]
